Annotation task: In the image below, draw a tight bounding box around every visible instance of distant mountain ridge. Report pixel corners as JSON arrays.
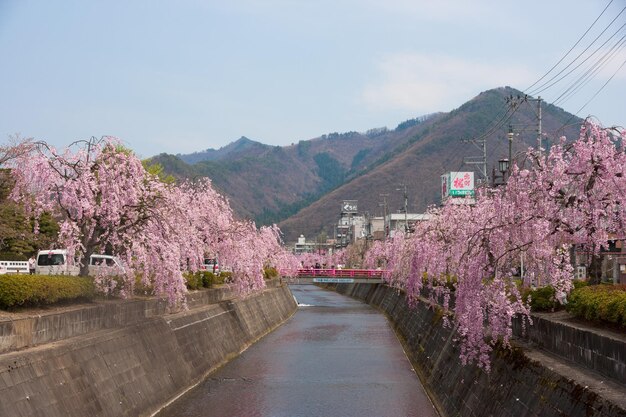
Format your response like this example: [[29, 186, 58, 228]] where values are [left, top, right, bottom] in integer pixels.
[[150, 87, 583, 242], [176, 136, 269, 164]]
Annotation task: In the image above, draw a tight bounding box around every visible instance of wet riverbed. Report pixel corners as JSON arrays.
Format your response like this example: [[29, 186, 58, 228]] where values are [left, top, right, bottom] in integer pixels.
[[157, 285, 439, 417]]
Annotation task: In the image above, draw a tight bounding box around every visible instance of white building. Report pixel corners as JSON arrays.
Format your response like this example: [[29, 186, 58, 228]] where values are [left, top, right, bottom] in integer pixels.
[[293, 235, 316, 254], [387, 213, 430, 237]]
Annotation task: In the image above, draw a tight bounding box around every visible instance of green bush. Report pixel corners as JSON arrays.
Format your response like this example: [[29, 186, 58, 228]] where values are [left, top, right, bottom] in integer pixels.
[[201, 272, 215, 288], [566, 284, 626, 328], [572, 280, 589, 290], [263, 267, 278, 280], [184, 271, 203, 290], [522, 285, 559, 312], [0, 274, 95, 309], [184, 271, 228, 290], [201, 271, 225, 287], [0, 252, 28, 261]]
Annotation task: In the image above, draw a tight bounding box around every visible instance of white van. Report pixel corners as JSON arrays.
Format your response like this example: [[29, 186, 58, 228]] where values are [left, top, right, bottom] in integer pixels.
[[35, 249, 78, 275], [35, 250, 124, 276], [200, 258, 220, 275]]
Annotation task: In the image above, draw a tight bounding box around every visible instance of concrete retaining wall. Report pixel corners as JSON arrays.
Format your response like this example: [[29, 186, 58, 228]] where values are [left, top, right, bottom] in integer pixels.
[[0, 285, 297, 417], [328, 283, 626, 417], [512, 312, 626, 385], [0, 286, 238, 354]]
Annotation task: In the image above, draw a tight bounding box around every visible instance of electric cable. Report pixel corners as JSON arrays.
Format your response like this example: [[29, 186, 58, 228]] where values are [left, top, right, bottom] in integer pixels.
[[535, 23, 626, 98], [553, 34, 626, 107], [528, 6, 626, 96], [524, 0, 616, 92]]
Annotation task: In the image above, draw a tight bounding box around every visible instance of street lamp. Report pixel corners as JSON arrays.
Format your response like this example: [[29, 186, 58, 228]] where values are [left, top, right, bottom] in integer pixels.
[[492, 158, 510, 187], [498, 158, 510, 176]]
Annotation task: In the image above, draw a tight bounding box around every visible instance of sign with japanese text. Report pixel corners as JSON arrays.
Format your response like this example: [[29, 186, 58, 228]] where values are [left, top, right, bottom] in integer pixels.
[[442, 172, 475, 197]]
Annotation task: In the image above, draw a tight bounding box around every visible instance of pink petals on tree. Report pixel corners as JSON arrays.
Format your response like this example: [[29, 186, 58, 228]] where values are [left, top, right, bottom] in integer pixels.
[[364, 121, 626, 371], [9, 137, 295, 307]]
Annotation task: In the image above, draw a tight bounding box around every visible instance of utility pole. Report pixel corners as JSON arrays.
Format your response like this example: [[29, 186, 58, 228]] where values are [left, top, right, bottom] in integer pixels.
[[462, 137, 488, 185], [379, 194, 389, 239], [537, 96, 543, 157], [506, 94, 543, 160], [507, 124, 513, 178], [396, 184, 408, 233]]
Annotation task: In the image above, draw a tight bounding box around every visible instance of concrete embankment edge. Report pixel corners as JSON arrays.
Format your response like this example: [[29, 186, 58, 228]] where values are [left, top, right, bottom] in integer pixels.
[[0, 285, 297, 417], [326, 283, 626, 417]]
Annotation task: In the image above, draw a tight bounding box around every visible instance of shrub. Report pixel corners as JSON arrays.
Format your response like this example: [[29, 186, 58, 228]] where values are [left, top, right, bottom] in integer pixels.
[[522, 285, 559, 312], [567, 284, 626, 328], [184, 271, 202, 290], [0, 274, 95, 309], [263, 267, 278, 280], [184, 271, 227, 290], [572, 280, 589, 290], [201, 272, 215, 288], [0, 252, 28, 261]]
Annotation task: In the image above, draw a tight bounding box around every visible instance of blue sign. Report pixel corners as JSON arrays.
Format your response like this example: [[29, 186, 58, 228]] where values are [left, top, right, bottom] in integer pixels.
[[313, 278, 355, 283]]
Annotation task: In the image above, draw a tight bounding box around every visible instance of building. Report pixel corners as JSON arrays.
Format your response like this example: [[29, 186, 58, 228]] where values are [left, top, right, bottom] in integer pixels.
[[336, 200, 364, 248], [387, 213, 430, 237], [293, 235, 316, 254]]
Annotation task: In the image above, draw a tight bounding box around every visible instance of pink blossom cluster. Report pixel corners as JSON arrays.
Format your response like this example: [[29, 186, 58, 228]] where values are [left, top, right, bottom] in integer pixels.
[[9, 138, 297, 307], [363, 121, 626, 370]]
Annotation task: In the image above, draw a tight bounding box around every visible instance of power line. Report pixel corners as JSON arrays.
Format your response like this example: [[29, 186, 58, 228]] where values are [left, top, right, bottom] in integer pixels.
[[553, 34, 626, 107], [534, 23, 626, 98], [524, 0, 616, 92], [461, 1, 623, 183], [528, 6, 626, 96], [574, 57, 626, 116]]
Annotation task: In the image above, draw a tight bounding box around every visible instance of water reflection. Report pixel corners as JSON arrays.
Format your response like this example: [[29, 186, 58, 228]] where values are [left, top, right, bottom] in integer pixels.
[[157, 285, 439, 417]]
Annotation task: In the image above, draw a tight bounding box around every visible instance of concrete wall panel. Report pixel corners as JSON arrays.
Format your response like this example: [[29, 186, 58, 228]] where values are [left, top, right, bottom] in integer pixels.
[[0, 285, 296, 417]]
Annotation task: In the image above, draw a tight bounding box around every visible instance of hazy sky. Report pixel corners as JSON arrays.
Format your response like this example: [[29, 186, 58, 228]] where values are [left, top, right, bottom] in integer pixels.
[[1, 0, 624, 158]]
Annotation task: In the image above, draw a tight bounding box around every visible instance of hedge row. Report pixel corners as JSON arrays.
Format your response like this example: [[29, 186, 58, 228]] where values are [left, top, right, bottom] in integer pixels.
[[0, 274, 95, 309], [184, 271, 230, 290], [185, 268, 279, 290], [566, 284, 626, 328], [521, 280, 589, 312]]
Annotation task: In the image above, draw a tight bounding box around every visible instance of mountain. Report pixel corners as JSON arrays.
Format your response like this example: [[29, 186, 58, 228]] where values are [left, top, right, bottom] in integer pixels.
[[176, 137, 270, 164], [149, 86, 582, 242], [150, 114, 439, 223]]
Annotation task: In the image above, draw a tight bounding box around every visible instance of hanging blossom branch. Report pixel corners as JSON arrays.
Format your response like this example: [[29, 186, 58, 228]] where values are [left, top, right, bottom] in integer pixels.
[[363, 120, 626, 371], [9, 137, 298, 307]]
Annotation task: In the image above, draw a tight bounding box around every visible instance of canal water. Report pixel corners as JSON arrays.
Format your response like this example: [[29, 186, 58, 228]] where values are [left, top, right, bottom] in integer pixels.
[[157, 285, 439, 417]]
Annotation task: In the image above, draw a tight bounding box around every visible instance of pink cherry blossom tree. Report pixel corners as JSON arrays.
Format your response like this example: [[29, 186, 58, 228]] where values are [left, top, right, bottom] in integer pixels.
[[364, 120, 626, 370], [9, 137, 297, 306]]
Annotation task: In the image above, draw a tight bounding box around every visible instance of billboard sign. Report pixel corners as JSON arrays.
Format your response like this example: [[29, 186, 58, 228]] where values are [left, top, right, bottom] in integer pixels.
[[442, 172, 475, 198], [341, 200, 358, 214]]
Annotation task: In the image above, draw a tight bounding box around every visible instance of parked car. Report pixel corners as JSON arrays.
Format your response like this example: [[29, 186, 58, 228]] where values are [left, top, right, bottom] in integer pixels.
[[89, 254, 125, 275], [200, 258, 220, 275], [35, 249, 124, 276]]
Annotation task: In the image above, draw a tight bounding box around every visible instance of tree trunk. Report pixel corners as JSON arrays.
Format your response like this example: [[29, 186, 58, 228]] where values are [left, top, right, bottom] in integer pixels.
[[587, 254, 603, 285]]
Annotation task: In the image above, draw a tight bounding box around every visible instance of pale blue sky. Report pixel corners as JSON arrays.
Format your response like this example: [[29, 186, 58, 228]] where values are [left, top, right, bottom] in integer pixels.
[[1, 0, 624, 158]]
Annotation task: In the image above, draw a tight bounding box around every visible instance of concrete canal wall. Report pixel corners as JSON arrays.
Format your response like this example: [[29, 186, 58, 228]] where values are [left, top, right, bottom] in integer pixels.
[[0, 284, 297, 417], [328, 283, 626, 417]]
